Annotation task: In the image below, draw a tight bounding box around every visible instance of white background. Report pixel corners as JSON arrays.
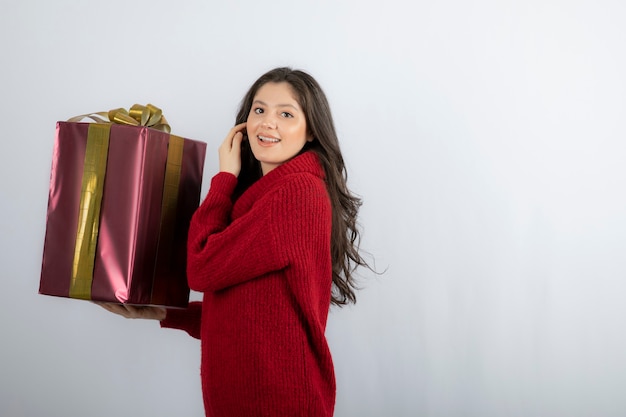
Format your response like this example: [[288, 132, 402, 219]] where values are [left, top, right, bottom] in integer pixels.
[[1, 1, 626, 416]]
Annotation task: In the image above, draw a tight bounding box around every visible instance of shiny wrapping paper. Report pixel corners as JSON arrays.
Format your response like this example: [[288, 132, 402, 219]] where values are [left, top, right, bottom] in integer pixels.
[[39, 121, 207, 307]]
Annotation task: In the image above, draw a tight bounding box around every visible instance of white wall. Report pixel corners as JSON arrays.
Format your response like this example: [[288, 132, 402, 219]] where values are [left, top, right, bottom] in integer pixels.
[[2, 1, 625, 416]]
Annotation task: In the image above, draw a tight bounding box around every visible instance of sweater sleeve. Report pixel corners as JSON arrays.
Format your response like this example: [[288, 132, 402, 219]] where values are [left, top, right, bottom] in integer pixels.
[[186, 172, 289, 292], [160, 301, 202, 340]]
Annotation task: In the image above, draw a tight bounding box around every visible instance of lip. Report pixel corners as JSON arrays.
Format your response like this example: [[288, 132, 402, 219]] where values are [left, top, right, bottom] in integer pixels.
[[257, 134, 281, 146]]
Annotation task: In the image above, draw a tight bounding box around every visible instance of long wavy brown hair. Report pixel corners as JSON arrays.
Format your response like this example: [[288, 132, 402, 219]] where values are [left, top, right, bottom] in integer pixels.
[[234, 67, 368, 306]]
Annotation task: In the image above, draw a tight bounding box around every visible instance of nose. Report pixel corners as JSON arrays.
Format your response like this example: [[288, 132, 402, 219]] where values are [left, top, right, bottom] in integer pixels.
[[261, 114, 277, 129]]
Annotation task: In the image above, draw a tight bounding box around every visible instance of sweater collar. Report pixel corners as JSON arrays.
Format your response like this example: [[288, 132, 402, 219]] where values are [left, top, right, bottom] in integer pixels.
[[263, 151, 324, 180], [233, 151, 325, 216]]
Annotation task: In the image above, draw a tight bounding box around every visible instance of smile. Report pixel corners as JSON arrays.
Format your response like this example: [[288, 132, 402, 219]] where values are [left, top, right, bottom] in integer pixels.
[[258, 135, 280, 143]]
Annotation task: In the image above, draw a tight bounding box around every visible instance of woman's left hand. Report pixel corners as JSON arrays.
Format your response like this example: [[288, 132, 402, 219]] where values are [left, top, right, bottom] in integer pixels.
[[94, 302, 167, 320]]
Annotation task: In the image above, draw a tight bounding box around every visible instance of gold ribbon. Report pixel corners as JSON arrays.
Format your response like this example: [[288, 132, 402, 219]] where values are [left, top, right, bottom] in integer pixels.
[[158, 135, 184, 246], [150, 134, 185, 305], [70, 124, 110, 299], [68, 105, 181, 301]]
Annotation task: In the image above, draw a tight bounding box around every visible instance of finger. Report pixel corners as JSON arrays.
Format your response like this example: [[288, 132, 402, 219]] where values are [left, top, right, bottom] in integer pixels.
[[232, 131, 243, 150], [112, 305, 132, 317], [220, 124, 247, 153], [123, 305, 138, 315], [95, 302, 116, 312], [96, 302, 129, 317], [225, 123, 247, 145], [126, 305, 152, 319], [232, 122, 247, 133]]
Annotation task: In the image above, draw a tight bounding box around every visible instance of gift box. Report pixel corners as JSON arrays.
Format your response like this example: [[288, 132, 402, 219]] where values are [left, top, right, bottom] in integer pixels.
[[39, 105, 207, 307]]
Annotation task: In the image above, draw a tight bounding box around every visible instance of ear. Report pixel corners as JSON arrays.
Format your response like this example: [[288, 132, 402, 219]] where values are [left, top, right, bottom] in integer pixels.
[[306, 133, 315, 142]]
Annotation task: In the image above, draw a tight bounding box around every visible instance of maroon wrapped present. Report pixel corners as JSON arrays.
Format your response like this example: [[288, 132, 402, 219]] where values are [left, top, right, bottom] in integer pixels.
[[40, 107, 206, 307]]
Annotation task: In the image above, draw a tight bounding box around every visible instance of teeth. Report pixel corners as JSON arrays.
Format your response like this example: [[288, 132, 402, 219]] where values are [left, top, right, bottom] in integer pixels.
[[259, 136, 280, 143]]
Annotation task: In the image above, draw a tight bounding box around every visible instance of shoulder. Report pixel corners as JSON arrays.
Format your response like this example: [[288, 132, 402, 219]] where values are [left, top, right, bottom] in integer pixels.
[[268, 173, 330, 224], [277, 172, 328, 200]]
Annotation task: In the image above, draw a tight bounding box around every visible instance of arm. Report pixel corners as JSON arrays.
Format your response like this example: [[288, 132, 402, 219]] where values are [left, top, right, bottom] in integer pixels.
[[186, 176, 288, 292], [187, 172, 330, 294]]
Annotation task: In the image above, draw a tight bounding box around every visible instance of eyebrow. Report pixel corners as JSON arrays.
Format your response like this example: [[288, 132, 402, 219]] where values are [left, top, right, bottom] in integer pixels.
[[252, 100, 300, 111]]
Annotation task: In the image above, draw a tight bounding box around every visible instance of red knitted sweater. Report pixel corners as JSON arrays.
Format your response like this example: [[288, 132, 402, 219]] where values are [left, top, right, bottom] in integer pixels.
[[161, 152, 336, 417]]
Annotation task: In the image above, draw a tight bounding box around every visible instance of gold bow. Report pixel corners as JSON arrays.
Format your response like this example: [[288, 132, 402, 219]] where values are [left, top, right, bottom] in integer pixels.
[[68, 103, 171, 133]]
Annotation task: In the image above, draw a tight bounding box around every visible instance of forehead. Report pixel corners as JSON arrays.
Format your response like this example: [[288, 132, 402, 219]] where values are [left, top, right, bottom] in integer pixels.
[[254, 82, 301, 107]]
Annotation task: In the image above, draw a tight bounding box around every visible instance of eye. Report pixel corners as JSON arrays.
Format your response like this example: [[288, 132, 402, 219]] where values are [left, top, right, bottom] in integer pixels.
[[281, 111, 294, 118], [253, 107, 264, 114]]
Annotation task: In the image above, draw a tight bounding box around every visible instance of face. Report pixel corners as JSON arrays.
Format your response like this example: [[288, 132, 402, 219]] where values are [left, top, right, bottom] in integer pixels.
[[246, 82, 312, 175]]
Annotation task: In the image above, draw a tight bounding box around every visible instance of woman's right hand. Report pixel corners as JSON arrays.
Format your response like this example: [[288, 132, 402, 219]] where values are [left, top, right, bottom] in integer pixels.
[[94, 302, 167, 321], [218, 122, 247, 177]]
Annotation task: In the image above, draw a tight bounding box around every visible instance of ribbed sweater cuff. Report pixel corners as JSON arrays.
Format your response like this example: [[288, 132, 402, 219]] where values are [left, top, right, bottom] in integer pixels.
[[210, 172, 238, 196], [160, 302, 202, 339]]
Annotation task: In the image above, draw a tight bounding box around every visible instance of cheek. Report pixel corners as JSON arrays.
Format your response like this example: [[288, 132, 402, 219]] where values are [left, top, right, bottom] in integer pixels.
[[246, 117, 260, 133], [297, 124, 309, 142]]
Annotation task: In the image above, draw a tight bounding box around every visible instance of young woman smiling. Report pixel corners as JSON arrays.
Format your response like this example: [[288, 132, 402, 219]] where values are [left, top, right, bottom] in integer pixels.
[[100, 67, 370, 417]]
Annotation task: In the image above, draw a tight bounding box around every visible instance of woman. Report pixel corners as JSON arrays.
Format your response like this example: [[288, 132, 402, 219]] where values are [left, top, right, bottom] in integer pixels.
[[101, 67, 369, 417]]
